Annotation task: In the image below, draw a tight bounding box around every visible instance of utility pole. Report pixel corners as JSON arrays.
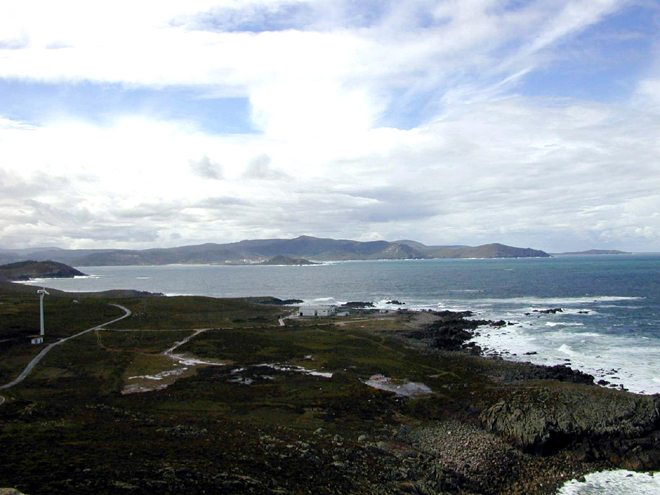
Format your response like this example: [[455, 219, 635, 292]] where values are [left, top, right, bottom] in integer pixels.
[[37, 288, 49, 336]]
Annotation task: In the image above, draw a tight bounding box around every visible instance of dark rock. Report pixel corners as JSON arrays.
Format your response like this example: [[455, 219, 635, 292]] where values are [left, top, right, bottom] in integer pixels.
[[341, 301, 375, 308], [481, 388, 660, 463], [533, 308, 563, 314], [255, 297, 304, 305], [405, 310, 499, 352]]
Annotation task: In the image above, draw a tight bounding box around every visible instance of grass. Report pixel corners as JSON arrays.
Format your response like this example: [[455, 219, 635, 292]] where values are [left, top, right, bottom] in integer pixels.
[[108, 296, 286, 330], [96, 329, 194, 353]]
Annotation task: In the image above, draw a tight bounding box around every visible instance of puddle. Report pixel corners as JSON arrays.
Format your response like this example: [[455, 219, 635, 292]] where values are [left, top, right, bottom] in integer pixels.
[[364, 374, 434, 397]]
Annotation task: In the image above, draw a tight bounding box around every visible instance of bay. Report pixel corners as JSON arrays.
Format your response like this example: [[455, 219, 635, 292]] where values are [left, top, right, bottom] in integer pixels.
[[23, 254, 660, 394]]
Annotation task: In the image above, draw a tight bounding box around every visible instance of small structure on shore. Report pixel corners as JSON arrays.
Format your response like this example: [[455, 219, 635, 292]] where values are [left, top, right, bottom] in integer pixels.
[[30, 336, 44, 345], [299, 305, 336, 318]]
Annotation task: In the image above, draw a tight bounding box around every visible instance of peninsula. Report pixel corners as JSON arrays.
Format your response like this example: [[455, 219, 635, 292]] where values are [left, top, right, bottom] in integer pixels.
[[0, 260, 85, 282]]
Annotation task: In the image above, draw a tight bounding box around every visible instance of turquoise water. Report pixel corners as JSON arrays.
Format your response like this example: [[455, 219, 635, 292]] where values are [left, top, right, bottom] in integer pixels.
[[23, 254, 660, 393]]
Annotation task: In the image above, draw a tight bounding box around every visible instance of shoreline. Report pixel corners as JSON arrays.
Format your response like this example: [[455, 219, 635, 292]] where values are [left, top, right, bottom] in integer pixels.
[[391, 309, 660, 494]]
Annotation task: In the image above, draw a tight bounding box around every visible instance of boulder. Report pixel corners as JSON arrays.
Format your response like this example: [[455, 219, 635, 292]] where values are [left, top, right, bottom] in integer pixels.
[[480, 386, 660, 468]]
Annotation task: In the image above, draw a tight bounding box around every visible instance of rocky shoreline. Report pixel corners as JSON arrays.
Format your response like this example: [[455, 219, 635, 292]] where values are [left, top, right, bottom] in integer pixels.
[[390, 309, 660, 493]]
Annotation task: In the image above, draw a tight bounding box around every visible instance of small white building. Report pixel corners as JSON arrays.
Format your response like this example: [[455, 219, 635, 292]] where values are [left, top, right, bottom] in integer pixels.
[[30, 336, 44, 345], [299, 305, 336, 317]]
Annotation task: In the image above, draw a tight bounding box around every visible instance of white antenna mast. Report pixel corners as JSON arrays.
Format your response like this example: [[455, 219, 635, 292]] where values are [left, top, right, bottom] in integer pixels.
[[37, 288, 49, 337]]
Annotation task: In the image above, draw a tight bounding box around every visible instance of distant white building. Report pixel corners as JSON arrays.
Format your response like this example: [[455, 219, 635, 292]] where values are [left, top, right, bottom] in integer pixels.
[[299, 305, 336, 317], [30, 336, 44, 345]]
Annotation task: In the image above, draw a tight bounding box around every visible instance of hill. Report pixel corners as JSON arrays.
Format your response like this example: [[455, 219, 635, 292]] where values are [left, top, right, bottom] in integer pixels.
[[557, 249, 631, 255], [0, 260, 86, 282], [0, 236, 551, 266]]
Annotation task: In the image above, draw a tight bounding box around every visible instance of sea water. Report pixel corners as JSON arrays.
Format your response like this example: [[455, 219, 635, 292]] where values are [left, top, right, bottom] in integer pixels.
[[23, 254, 660, 394], [22, 254, 660, 494]]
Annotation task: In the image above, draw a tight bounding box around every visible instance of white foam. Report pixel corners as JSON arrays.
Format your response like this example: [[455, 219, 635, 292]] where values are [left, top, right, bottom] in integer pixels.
[[468, 296, 644, 306], [558, 344, 580, 357], [558, 470, 660, 494], [472, 322, 660, 394]]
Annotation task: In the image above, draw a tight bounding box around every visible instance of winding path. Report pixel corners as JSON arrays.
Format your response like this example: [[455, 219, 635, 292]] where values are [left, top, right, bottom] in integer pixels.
[[0, 304, 132, 394]]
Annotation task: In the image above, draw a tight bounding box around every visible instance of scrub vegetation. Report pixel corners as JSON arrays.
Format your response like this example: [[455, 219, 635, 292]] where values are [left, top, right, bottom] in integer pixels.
[[1, 282, 658, 495]]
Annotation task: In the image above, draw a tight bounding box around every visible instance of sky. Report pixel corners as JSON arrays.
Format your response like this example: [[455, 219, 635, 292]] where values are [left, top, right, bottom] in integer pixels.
[[1, 0, 660, 253]]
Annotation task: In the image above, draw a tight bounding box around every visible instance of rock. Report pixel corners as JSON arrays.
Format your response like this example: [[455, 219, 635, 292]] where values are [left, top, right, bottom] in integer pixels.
[[405, 311, 498, 352], [0, 490, 28, 495], [376, 441, 390, 452], [314, 428, 327, 435], [358, 435, 367, 443], [341, 301, 375, 308], [533, 308, 563, 314], [481, 387, 660, 463]]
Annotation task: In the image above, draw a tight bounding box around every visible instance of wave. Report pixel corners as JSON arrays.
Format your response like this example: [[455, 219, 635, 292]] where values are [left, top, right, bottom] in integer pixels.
[[470, 295, 644, 306], [558, 470, 660, 494]]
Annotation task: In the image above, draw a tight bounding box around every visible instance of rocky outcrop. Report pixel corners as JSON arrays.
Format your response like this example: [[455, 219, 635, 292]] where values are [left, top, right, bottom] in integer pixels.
[[480, 386, 660, 469], [340, 301, 375, 309], [254, 297, 304, 305], [491, 362, 595, 386], [406, 310, 505, 352]]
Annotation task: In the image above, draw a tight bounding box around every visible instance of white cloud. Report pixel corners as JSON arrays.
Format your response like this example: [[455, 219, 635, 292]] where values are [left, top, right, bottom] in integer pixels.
[[1, 1, 659, 251]]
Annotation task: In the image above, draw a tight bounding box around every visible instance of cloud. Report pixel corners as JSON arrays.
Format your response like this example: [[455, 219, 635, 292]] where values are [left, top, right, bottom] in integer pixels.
[[1, 2, 659, 252], [242, 154, 288, 179], [190, 155, 224, 180]]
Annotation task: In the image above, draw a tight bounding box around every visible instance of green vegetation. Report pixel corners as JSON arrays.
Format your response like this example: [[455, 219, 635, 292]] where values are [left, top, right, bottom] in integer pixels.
[[110, 296, 286, 330], [0, 281, 656, 494]]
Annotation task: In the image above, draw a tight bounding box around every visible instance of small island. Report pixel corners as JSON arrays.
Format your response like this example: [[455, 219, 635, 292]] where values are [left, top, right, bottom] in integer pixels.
[[0, 260, 86, 282], [259, 255, 318, 265], [557, 249, 631, 255]]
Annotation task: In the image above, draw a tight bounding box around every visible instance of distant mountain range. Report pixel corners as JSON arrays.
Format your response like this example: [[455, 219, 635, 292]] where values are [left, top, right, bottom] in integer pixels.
[[555, 249, 632, 255], [0, 236, 551, 267]]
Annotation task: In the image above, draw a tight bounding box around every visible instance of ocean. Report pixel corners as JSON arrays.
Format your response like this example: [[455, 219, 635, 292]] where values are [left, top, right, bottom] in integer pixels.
[[21, 253, 660, 494], [23, 254, 660, 394]]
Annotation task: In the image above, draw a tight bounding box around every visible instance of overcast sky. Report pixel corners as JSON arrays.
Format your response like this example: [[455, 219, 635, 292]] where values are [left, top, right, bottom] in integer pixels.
[[1, 0, 660, 252]]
